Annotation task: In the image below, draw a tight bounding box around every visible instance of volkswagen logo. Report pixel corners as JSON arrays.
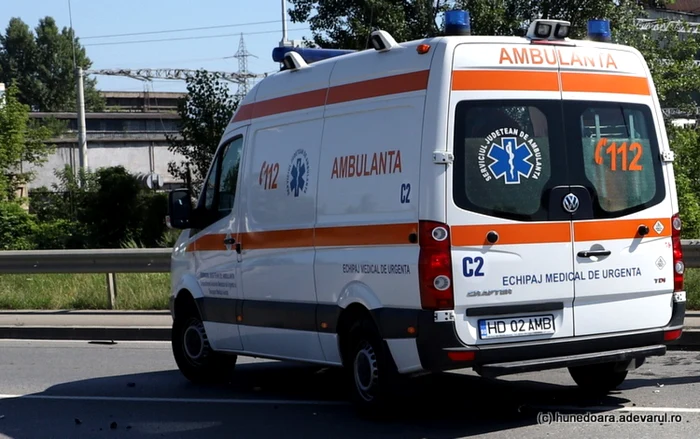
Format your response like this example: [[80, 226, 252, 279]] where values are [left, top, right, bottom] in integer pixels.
[[562, 193, 580, 213]]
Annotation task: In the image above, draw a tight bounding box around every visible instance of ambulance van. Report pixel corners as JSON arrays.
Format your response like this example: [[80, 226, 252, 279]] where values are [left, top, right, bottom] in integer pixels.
[[166, 12, 686, 413]]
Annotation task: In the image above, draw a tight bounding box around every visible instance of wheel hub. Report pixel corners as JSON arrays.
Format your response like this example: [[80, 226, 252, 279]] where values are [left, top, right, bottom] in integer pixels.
[[353, 341, 379, 402], [183, 322, 207, 362]]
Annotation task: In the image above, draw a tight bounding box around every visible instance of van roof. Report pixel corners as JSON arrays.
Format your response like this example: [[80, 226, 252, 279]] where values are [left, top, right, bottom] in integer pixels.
[[227, 31, 646, 130]]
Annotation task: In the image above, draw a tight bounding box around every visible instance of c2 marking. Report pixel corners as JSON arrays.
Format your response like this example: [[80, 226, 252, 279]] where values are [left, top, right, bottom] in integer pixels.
[[463, 256, 485, 277], [400, 183, 411, 204]]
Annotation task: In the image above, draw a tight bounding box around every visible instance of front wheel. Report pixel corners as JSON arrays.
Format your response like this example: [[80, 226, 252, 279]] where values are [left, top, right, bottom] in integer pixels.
[[172, 313, 237, 385], [568, 362, 628, 394]]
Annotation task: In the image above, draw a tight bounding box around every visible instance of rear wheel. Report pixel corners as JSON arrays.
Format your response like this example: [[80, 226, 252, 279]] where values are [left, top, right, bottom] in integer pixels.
[[172, 309, 237, 385], [344, 318, 404, 418], [568, 362, 628, 394]]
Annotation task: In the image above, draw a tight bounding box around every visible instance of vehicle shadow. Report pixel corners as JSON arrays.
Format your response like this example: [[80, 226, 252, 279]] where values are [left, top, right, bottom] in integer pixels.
[[0, 360, 653, 439]]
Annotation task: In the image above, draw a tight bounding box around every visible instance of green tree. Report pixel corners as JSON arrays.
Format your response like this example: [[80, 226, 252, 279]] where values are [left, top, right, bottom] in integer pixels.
[[0, 82, 58, 201], [166, 70, 239, 191], [0, 16, 104, 112], [289, 0, 449, 49]]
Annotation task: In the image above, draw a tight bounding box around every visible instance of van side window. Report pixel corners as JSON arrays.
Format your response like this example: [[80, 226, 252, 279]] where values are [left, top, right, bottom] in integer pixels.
[[217, 137, 243, 215], [203, 155, 220, 211], [198, 136, 244, 224]]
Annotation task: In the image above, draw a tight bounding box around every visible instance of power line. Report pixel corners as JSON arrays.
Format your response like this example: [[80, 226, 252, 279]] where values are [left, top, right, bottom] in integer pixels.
[[83, 27, 310, 47], [81, 20, 282, 40], [98, 55, 235, 69]]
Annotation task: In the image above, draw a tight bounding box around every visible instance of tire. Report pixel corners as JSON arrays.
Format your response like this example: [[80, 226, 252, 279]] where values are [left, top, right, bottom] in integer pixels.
[[172, 312, 237, 385], [568, 362, 628, 394], [344, 318, 404, 418]]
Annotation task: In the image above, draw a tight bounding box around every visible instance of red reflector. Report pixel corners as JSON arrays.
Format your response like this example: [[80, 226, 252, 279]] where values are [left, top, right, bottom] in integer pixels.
[[417, 44, 431, 54], [672, 213, 684, 292], [448, 351, 475, 361], [664, 328, 682, 341]]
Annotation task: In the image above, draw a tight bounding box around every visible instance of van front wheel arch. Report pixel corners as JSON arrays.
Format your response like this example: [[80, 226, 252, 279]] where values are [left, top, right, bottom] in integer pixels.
[[171, 292, 237, 385]]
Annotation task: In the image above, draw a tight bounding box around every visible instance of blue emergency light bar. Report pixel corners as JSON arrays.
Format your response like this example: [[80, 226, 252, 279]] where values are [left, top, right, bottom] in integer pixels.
[[272, 46, 356, 64], [445, 9, 471, 36], [587, 19, 612, 42]]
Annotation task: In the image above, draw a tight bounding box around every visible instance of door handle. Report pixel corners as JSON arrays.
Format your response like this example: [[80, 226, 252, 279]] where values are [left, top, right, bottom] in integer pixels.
[[223, 237, 236, 245], [577, 250, 611, 258]]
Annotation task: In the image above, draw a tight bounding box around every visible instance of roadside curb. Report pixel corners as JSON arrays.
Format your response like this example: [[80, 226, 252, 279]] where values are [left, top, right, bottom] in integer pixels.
[[0, 326, 171, 342]]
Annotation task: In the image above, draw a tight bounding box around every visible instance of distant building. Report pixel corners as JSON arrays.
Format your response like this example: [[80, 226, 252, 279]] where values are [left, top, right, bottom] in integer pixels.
[[24, 90, 188, 192]]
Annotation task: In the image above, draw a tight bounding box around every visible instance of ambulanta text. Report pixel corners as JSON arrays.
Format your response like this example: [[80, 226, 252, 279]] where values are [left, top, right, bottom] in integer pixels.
[[331, 150, 403, 179], [498, 47, 618, 69]]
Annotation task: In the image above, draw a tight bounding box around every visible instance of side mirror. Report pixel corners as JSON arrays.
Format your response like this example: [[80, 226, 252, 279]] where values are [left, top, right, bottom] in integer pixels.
[[167, 188, 194, 229]]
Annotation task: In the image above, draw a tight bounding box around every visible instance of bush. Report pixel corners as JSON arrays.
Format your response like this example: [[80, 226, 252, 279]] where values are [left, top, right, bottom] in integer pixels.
[[31, 219, 86, 250], [29, 165, 172, 249], [0, 202, 37, 250], [667, 123, 700, 239]]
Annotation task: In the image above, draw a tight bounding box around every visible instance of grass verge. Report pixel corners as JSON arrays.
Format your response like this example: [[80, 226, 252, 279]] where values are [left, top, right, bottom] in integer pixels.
[[0, 269, 699, 311], [0, 273, 170, 310], [685, 268, 700, 311]]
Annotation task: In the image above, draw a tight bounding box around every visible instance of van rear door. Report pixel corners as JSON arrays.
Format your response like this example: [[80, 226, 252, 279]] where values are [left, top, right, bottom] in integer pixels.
[[557, 45, 676, 336], [447, 43, 574, 346]]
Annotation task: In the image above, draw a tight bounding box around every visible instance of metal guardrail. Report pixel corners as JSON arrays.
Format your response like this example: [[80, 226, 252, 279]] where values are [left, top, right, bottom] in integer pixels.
[[682, 240, 700, 269], [0, 248, 172, 309], [0, 243, 699, 308]]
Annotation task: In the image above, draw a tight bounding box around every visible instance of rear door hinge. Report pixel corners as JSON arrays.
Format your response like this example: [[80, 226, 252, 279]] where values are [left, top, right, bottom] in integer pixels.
[[433, 151, 454, 164], [661, 150, 675, 162]]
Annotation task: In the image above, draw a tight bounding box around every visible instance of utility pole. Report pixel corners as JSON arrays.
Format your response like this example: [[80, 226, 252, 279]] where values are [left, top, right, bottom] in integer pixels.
[[280, 0, 288, 46], [75, 67, 88, 183]]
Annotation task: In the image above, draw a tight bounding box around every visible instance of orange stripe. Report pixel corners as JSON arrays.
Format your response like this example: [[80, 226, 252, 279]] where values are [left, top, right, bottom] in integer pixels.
[[243, 228, 315, 250], [231, 70, 429, 123], [252, 89, 327, 119], [452, 70, 560, 92], [561, 72, 650, 95], [187, 233, 229, 252], [326, 71, 429, 105], [186, 223, 418, 252], [315, 223, 417, 247], [574, 218, 671, 241], [231, 104, 253, 122], [451, 223, 571, 246]]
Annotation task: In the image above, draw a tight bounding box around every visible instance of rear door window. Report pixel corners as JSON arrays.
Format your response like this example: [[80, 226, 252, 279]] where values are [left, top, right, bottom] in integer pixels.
[[452, 100, 568, 221], [565, 102, 665, 217]]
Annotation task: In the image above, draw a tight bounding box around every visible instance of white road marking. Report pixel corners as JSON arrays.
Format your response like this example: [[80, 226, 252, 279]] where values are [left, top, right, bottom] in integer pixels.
[[527, 405, 700, 414], [0, 394, 349, 406], [0, 339, 170, 345]]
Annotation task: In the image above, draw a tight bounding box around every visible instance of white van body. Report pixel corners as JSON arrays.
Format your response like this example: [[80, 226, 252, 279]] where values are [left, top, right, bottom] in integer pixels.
[[167, 20, 686, 412]]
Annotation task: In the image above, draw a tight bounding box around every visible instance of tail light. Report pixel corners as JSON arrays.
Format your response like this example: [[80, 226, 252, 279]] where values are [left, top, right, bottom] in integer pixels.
[[672, 213, 684, 292], [418, 220, 454, 310]]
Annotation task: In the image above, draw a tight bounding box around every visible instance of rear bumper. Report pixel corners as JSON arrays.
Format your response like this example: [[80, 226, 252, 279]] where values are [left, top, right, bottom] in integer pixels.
[[413, 299, 685, 376]]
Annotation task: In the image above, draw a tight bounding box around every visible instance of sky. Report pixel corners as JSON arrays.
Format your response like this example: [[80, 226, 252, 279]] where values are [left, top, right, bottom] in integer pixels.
[[0, 0, 312, 93]]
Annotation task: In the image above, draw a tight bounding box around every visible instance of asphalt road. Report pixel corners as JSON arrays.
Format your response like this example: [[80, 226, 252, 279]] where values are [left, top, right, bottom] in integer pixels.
[[1, 340, 700, 439]]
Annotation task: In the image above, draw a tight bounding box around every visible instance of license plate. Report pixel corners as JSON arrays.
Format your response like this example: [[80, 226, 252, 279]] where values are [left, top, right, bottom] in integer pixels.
[[478, 314, 555, 340]]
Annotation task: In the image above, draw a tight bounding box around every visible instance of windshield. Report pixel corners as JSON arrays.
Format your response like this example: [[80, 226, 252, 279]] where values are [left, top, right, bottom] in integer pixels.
[[452, 99, 666, 222]]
